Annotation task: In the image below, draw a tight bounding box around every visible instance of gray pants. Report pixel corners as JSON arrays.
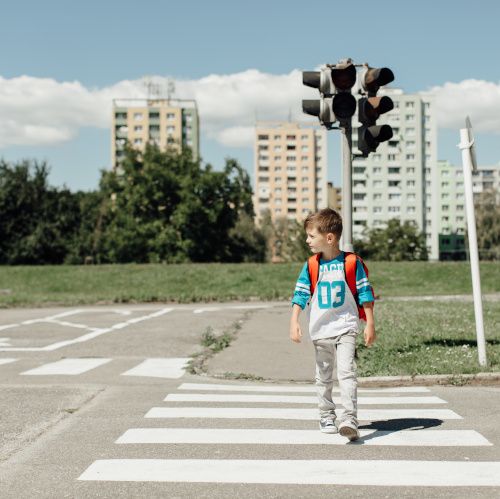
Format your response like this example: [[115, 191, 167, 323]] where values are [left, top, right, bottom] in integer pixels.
[[313, 331, 358, 424]]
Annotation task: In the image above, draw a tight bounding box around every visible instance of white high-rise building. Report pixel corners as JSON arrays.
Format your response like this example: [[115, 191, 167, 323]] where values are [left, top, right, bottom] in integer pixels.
[[435, 160, 500, 236], [351, 89, 439, 259]]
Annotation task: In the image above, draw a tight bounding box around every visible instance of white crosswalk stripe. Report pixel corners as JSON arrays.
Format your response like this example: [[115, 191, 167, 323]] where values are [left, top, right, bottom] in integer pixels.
[[2, 357, 189, 379], [79, 459, 500, 486], [178, 382, 431, 393], [164, 393, 447, 405], [145, 406, 463, 420], [78, 380, 498, 489], [116, 428, 491, 446], [21, 358, 112, 375], [121, 358, 189, 379]]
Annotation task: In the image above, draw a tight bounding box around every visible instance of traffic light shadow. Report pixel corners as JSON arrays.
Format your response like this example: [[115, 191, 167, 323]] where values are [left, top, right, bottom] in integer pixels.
[[422, 338, 500, 347], [353, 418, 443, 444]]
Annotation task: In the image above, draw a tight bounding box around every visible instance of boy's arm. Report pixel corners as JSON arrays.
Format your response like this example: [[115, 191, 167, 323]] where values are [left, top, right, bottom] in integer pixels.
[[362, 301, 376, 347], [290, 304, 303, 343], [290, 262, 310, 343], [355, 260, 376, 347]]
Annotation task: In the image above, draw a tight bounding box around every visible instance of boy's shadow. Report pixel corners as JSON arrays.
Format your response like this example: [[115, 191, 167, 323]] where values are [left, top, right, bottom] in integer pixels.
[[352, 418, 443, 444]]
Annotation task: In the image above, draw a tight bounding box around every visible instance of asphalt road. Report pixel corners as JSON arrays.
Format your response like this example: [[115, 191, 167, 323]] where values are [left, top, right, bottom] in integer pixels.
[[0, 303, 499, 498]]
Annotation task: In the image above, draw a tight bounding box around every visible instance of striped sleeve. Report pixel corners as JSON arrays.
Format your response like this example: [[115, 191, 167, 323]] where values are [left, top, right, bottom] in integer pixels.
[[355, 260, 374, 305], [291, 262, 311, 310]]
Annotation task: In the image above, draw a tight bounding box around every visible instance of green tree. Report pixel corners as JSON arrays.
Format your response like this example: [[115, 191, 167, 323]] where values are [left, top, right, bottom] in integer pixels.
[[354, 218, 428, 261], [0, 160, 83, 264], [474, 190, 500, 260], [96, 145, 261, 263]]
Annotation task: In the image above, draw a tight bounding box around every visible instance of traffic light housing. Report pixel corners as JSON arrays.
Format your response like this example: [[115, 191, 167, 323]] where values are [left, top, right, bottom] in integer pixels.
[[357, 66, 395, 156], [302, 63, 356, 127]]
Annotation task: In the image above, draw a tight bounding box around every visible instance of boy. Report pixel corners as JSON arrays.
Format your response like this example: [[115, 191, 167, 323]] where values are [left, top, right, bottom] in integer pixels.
[[289, 208, 375, 441]]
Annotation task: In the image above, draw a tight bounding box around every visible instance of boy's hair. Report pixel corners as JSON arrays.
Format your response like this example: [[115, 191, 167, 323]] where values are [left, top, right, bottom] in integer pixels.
[[303, 208, 343, 239]]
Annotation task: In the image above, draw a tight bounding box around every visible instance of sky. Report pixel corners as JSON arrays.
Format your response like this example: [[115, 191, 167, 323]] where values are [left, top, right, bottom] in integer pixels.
[[1, 0, 499, 192]]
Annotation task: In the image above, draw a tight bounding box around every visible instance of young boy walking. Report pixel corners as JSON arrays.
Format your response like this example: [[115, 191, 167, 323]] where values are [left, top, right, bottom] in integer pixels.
[[289, 208, 375, 441]]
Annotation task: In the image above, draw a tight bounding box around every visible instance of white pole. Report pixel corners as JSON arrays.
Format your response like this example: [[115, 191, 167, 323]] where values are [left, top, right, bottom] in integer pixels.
[[458, 128, 487, 367], [341, 122, 354, 252]]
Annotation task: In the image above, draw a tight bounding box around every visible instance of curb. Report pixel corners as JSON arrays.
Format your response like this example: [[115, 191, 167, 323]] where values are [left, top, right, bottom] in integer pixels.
[[197, 371, 500, 387], [358, 372, 500, 387]]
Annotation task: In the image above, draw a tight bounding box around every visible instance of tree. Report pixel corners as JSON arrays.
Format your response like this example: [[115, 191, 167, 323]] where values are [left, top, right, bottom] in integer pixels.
[[473, 190, 500, 260], [259, 212, 310, 262], [354, 218, 428, 261], [0, 160, 83, 264], [96, 145, 262, 263]]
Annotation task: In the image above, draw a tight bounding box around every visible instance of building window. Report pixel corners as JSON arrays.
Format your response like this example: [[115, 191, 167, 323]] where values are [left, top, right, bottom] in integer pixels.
[[259, 145, 268, 151], [301, 156, 308, 161], [274, 155, 282, 161], [167, 113, 175, 120], [407, 180, 415, 187], [133, 138, 142, 145], [388, 180, 401, 187], [406, 154, 415, 160], [388, 154, 397, 161], [134, 125, 143, 132], [373, 167, 382, 174], [373, 180, 382, 187], [274, 134, 280, 140], [388, 167, 400, 174], [405, 101, 415, 108], [258, 134, 269, 140], [166, 126, 175, 134], [115, 112, 127, 120], [134, 113, 143, 120], [373, 193, 382, 200], [406, 167, 415, 174], [286, 135, 296, 140], [286, 156, 296, 161], [373, 207, 382, 213], [405, 114, 415, 121], [274, 145, 282, 152], [301, 134, 308, 140], [287, 145, 296, 150], [388, 206, 400, 212]]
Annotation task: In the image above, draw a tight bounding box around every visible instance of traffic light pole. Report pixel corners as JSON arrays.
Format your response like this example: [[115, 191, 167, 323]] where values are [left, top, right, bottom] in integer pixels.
[[341, 120, 354, 252]]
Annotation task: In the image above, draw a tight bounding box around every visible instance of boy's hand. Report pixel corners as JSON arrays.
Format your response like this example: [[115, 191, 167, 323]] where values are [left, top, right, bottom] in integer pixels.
[[290, 321, 303, 343], [364, 322, 376, 347]]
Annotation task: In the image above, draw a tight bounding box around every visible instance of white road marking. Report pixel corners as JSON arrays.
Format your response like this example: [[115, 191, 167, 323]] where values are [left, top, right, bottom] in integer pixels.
[[116, 428, 491, 447], [193, 304, 271, 314], [121, 358, 189, 379], [178, 382, 431, 394], [0, 358, 17, 365], [0, 337, 12, 346], [164, 393, 447, 405], [78, 459, 500, 486], [145, 407, 463, 420], [0, 325, 18, 332], [20, 358, 111, 375], [0, 308, 173, 352]]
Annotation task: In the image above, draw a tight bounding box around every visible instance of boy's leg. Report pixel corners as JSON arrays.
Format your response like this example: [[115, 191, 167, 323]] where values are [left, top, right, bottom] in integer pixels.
[[335, 330, 358, 426], [313, 338, 336, 419]]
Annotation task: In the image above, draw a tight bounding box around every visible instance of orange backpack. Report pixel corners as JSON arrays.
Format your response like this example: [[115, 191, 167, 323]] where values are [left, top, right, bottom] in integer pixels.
[[307, 252, 373, 321]]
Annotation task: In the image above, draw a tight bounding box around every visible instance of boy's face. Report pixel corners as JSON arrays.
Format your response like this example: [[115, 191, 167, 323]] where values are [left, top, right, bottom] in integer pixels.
[[305, 225, 337, 254]]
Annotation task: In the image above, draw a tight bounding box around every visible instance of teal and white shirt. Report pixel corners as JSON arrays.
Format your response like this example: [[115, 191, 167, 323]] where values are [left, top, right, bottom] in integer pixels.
[[291, 251, 374, 341]]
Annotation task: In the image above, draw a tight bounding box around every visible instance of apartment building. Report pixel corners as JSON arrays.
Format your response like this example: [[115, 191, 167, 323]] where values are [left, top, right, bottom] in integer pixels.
[[351, 89, 439, 259], [254, 122, 328, 223], [112, 98, 199, 167], [436, 160, 500, 235]]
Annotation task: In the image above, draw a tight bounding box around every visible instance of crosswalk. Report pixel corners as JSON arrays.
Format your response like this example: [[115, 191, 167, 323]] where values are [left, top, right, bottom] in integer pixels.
[[77, 380, 500, 489], [0, 357, 190, 379]]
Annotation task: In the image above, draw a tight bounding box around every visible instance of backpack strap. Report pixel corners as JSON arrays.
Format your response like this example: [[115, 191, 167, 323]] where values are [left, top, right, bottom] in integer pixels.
[[307, 254, 321, 296], [344, 252, 368, 321], [344, 252, 358, 302]]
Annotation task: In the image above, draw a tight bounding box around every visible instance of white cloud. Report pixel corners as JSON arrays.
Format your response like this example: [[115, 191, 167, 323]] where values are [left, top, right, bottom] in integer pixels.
[[0, 70, 311, 149], [1, 71, 499, 151], [423, 79, 500, 133]]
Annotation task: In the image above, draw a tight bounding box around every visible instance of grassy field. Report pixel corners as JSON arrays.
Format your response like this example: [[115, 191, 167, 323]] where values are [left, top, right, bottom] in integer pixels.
[[356, 300, 500, 376], [0, 261, 498, 308]]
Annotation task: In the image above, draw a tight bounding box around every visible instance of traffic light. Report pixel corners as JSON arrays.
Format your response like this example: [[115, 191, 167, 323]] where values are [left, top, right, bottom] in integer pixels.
[[302, 62, 357, 128], [357, 66, 395, 156]]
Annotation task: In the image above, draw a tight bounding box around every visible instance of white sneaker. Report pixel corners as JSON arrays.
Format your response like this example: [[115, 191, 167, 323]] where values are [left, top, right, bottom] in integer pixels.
[[338, 420, 360, 441], [319, 416, 338, 434]]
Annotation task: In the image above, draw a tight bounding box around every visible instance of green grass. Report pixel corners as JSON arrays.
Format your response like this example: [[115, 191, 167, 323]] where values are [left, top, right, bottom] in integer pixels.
[[0, 261, 498, 308], [357, 300, 500, 376]]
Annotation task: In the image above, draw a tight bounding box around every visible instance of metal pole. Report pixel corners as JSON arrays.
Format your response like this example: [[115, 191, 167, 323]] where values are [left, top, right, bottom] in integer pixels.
[[458, 128, 487, 366], [341, 121, 354, 252]]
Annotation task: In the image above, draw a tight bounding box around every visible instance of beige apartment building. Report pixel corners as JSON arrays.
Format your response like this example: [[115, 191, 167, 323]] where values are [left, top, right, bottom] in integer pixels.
[[254, 122, 328, 223], [111, 98, 199, 167]]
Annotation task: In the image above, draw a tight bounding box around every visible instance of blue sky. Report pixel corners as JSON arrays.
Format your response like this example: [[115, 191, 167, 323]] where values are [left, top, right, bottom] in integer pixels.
[[1, 0, 499, 191]]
